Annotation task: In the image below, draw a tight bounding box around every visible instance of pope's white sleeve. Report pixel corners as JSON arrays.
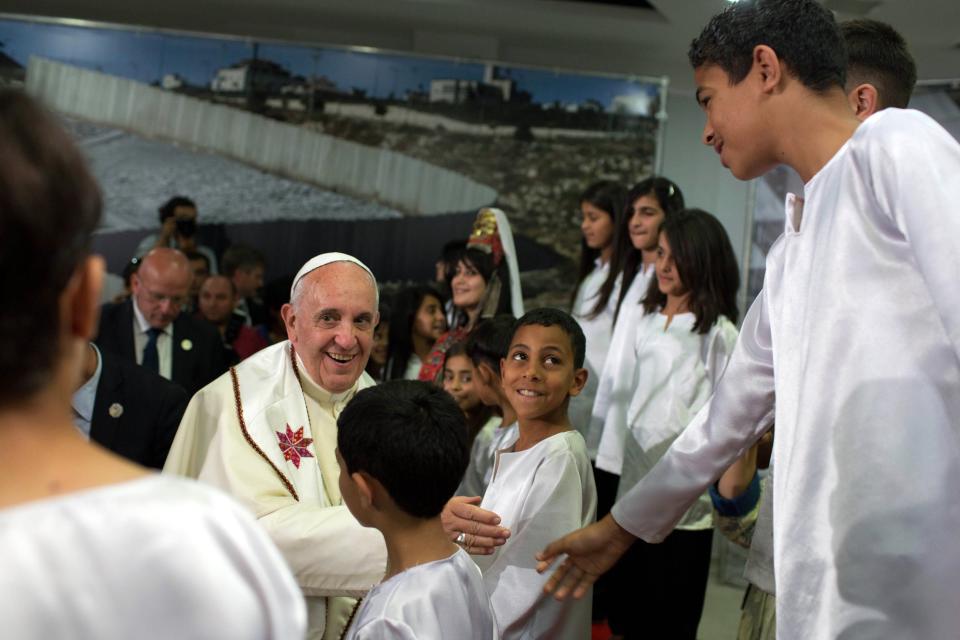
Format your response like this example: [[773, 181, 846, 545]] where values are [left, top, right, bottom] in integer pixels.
[[611, 288, 775, 542], [200, 413, 387, 597]]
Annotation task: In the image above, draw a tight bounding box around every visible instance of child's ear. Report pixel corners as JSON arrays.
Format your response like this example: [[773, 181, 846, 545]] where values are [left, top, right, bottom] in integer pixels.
[[847, 83, 879, 120], [568, 367, 588, 398], [352, 471, 375, 509], [752, 44, 782, 94]]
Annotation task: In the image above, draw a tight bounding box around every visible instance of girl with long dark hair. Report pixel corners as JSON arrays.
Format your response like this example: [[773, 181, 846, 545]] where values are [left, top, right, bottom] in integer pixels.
[[587, 177, 686, 516], [568, 181, 627, 440], [385, 286, 446, 380], [608, 209, 740, 638]]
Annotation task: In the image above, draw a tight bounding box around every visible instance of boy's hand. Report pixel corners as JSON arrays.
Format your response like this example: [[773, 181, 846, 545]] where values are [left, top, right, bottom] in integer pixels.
[[441, 496, 510, 555], [535, 514, 635, 600]]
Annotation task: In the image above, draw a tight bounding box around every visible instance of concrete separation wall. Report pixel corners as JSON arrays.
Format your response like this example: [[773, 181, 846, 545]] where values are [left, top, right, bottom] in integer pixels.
[[26, 56, 498, 215]]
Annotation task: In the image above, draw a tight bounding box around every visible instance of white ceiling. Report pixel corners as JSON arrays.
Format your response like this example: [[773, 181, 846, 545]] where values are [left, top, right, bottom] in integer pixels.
[[5, 0, 959, 92]]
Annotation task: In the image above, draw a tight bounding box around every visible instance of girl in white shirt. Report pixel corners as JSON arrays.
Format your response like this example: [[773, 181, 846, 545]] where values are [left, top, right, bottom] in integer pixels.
[[612, 208, 741, 639], [584, 177, 686, 628], [569, 181, 627, 439]]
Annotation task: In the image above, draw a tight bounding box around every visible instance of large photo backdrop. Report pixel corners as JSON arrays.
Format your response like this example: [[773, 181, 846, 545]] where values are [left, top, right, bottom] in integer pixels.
[[0, 16, 664, 303]]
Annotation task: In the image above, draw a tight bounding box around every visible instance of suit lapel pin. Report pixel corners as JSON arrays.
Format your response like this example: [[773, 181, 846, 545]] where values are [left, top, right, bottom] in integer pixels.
[[108, 403, 124, 418], [181, 338, 193, 351]]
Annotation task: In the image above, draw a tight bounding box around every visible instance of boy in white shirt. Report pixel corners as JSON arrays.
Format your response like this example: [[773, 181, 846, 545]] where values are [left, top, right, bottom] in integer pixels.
[[474, 308, 597, 639], [337, 380, 496, 640], [538, 1, 960, 637]]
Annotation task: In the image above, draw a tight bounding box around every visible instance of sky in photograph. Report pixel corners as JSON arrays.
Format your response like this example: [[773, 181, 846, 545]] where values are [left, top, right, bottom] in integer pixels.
[[0, 18, 659, 111]]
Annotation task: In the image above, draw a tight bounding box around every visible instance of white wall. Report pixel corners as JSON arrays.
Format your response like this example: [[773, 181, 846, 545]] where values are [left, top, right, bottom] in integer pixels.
[[27, 56, 498, 216]]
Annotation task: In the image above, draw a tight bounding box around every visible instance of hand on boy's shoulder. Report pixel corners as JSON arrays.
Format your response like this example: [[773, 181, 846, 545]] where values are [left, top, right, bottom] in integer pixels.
[[441, 496, 510, 555]]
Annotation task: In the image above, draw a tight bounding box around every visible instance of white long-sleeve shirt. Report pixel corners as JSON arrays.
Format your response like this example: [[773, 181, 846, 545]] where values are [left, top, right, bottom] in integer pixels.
[[611, 109, 960, 639]]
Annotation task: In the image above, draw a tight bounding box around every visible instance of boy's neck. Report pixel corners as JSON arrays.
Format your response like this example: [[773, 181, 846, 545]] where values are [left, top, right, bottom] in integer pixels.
[[380, 514, 459, 581], [775, 87, 861, 183], [515, 410, 572, 452]]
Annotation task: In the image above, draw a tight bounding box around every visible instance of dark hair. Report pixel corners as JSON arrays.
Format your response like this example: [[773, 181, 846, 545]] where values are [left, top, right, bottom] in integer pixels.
[[641, 209, 740, 334], [841, 19, 916, 110], [337, 380, 469, 519], [440, 239, 467, 284], [452, 248, 513, 327], [221, 244, 265, 278], [158, 195, 196, 223], [366, 302, 392, 381], [573, 181, 628, 316], [386, 285, 444, 380], [0, 91, 102, 406], [688, 0, 846, 93], [598, 177, 685, 325], [513, 308, 586, 369], [184, 250, 210, 272], [465, 315, 517, 376], [443, 341, 496, 441], [122, 257, 141, 288]]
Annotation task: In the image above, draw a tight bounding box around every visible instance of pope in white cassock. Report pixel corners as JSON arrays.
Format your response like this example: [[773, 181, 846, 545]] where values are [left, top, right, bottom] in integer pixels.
[[165, 253, 387, 640]]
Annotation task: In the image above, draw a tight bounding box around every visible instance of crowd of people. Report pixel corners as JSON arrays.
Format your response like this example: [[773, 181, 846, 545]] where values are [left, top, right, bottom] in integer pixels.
[[2, 1, 959, 639]]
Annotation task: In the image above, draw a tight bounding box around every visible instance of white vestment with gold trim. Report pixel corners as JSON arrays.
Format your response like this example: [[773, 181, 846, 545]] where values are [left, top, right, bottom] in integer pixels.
[[166, 341, 386, 640]]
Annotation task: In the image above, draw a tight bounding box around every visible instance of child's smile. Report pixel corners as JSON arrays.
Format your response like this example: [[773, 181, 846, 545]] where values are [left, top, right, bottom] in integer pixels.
[[501, 324, 580, 421]]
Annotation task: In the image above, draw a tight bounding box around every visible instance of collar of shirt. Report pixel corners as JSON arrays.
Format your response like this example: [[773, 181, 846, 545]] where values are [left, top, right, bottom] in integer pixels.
[[72, 343, 103, 424], [132, 299, 173, 337]]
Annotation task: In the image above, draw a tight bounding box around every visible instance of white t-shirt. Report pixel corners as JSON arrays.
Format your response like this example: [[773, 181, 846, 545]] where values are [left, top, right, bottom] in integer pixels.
[[0, 475, 305, 640], [344, 548, 496, 640], [475, 430, 596, 639]]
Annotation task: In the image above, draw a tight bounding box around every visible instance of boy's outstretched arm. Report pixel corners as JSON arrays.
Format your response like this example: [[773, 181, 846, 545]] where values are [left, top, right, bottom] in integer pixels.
[[535, 513, 635, 600]]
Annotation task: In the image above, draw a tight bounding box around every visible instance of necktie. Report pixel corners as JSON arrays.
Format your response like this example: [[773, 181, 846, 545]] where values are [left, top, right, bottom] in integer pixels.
[[142, 327, 162, 373]]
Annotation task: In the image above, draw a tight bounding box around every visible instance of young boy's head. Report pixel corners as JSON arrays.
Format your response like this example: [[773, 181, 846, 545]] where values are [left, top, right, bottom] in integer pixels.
[[336, 380, 469, 527], [501, 308, 587, 423], [688, 0, 847, 180], [464, 314, 516, 407]]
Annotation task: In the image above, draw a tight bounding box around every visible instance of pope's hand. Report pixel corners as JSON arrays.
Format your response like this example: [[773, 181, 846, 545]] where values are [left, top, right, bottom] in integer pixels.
[[535, 514, 635, 600], [441, 496, 509, 555]]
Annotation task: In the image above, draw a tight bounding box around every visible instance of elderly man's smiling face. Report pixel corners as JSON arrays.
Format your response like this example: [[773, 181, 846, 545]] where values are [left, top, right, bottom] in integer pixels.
[[282, 262, 378, 393]]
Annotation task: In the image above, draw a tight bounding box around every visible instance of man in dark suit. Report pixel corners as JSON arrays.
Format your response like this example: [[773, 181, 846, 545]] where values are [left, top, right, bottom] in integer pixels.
[[73, 344, 188, 469], [95, 247, 227, 397]]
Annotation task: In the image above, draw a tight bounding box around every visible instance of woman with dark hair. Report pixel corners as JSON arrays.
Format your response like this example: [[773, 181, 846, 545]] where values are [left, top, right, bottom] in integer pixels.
[[419, 209, 523, 384], [608, 209, 740, 638], [385, 286, 446, 381], [569, 181, 627, 447]]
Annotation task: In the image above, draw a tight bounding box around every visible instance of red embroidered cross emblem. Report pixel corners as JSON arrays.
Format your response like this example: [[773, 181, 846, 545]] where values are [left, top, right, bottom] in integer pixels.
[[276, 424, 314, 469]]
